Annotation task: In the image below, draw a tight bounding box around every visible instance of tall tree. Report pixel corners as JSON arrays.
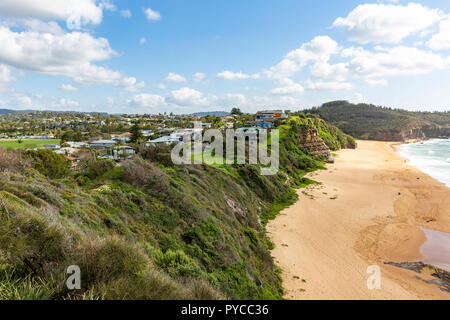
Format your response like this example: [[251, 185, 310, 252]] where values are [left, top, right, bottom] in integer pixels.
[[130, 123, 143, 143]]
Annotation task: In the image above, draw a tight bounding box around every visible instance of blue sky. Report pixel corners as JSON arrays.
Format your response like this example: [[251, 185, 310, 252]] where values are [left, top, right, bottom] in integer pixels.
[[1, 0, 450, 113]]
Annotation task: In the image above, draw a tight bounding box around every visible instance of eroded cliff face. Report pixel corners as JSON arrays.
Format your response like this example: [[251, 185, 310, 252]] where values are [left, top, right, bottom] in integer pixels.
[[401, 125, 450, 141], [298, 128, 335, 163]]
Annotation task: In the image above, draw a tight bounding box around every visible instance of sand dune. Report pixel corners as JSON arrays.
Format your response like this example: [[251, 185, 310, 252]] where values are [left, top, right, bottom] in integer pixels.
[[267, 141, 450, 300]]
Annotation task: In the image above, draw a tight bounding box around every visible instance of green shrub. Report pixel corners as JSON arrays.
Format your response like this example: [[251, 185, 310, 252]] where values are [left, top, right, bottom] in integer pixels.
[[25, 149, 70, 179], [121, 158, 170, 194], [83, 159, 115, 180]]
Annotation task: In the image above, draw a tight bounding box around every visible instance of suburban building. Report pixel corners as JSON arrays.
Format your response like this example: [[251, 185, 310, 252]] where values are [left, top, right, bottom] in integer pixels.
[[255, 110, 288, 122], [90, 140, 117, 149]]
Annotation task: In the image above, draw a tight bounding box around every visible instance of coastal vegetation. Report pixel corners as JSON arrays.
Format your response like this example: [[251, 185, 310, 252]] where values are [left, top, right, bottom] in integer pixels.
[[0, 115, 353, 300]]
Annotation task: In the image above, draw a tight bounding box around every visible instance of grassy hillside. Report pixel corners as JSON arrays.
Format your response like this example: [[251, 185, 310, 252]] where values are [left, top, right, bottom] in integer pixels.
[[0, 116, 353, 300], [305, 101, 450, 141]]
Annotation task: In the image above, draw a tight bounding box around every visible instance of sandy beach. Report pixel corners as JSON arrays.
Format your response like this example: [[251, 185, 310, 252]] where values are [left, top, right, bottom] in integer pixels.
[[267, 140, 450, 300]]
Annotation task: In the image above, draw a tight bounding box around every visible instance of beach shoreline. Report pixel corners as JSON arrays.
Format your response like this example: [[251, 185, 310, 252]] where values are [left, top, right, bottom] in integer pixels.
[[267, 140, 450, 300]]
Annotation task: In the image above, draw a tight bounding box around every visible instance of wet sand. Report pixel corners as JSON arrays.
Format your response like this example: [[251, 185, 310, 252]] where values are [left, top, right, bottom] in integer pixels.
[[267, 140, 450, 300]]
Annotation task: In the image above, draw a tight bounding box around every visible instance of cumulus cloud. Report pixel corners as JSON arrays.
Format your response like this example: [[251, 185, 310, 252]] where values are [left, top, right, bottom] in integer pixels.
[[59, 84, 78, 91], [58, 97, 79, 108], [0, 64, 15, 89], [133, 93, 166, 108], [365, 79, 388, 87], [0, 26, 144, 91], [192, 72, 206, 82], [332, 3, 442, 44], [0, 0, 104, 29], [99, 1, 116, 12], [120, 9, 131, 18], [342, 46, 448, 78], [168, 87, 212, 107], [145, 8, 161, 21], [222, 93, 247, 106], [307, 81, 353, 91], [264, 36, 340, 80], [271, 80, 304, 96], [216, 71, 259, 80], [139, 37, 146, 45], [165, 72, 186, 83], [427, 16, 450, 50]]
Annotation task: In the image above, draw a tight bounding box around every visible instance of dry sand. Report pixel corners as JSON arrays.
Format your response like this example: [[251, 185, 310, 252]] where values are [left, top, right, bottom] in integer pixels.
[[267, 140, 450, 300]]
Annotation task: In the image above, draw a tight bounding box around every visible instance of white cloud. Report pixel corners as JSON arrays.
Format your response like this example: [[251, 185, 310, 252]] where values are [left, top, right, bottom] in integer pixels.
[[59, 84, 78, 91], [271, 80, 304, 96], [351, 93, 367, 104], [58, 98, 79, 108], [192, 72, 206, 82], [222, 93, 247, 106], [309, 61, 349, 82], [333, 3, 442, 44], [139, 37, 146, 45], [307, 81, 353, 91], [0, 0, 104, 29], [99, 1, 116, 12], [0, 26, 143, 91], [0, 64, 15, 89], [120, 9, 131, 18], [342, 46, 447, 78], [365, 79, 388, 87], [145, 8, 161, 21], [133, 93, 166, 108], [216, 71, 259, 80], [427, 16, 450, 50], [22, 19, 64, 35], [165, 72, 186, 83], [168, 87, 211, 107], [14, 93, 33, 107], [264, 36, 340, 79]]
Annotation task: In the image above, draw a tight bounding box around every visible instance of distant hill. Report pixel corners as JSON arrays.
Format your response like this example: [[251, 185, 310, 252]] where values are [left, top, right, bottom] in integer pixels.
[[304, 101, 450, 141], [0, 109, 18, 114], [191, 111, 230, 117]]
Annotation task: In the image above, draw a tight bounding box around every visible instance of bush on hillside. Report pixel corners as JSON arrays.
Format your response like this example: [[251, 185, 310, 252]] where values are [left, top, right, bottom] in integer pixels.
[[0, 148, 31, 173], [121, 158, 170, 193], [25, 149, 71, 179]]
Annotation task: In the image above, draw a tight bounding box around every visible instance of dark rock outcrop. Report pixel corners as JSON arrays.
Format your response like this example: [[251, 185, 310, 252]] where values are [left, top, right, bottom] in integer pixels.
[[385, 261, 450, 293], [298, 128, 335, 163]]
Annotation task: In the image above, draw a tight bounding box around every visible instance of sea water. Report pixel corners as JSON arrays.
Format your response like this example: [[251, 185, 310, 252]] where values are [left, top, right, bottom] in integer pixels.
[[399, 138, 450, 187], [420, 227, 450, 271], [399, 139, 450, 271]]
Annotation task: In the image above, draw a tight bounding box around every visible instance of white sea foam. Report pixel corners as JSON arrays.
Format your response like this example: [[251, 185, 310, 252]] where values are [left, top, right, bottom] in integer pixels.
[[399, 139, 450, 188]]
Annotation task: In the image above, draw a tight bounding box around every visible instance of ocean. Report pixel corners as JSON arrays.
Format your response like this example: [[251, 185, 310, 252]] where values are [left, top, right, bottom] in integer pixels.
[[399, 138, 450, 188]]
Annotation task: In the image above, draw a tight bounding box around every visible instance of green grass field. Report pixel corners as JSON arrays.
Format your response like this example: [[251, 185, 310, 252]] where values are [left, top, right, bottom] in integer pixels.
[[0, 139, 61, 150]]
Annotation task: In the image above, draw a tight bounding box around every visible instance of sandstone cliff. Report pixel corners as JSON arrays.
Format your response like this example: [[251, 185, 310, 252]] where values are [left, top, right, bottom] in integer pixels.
[[298, 128, 335, 163]]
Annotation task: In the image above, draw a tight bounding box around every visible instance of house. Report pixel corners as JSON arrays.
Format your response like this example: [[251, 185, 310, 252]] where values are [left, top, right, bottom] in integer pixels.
[[255, 110, 288, 122], [90, 140, 117, 149], [256, 121, 274, 129], [65, 156, 80, 170], [55, 147, 78, 156], [147, 135, 179, 145], [66, 141, 89, 148], [113, 146, 136, 160], [44, 144, 61, 150]]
